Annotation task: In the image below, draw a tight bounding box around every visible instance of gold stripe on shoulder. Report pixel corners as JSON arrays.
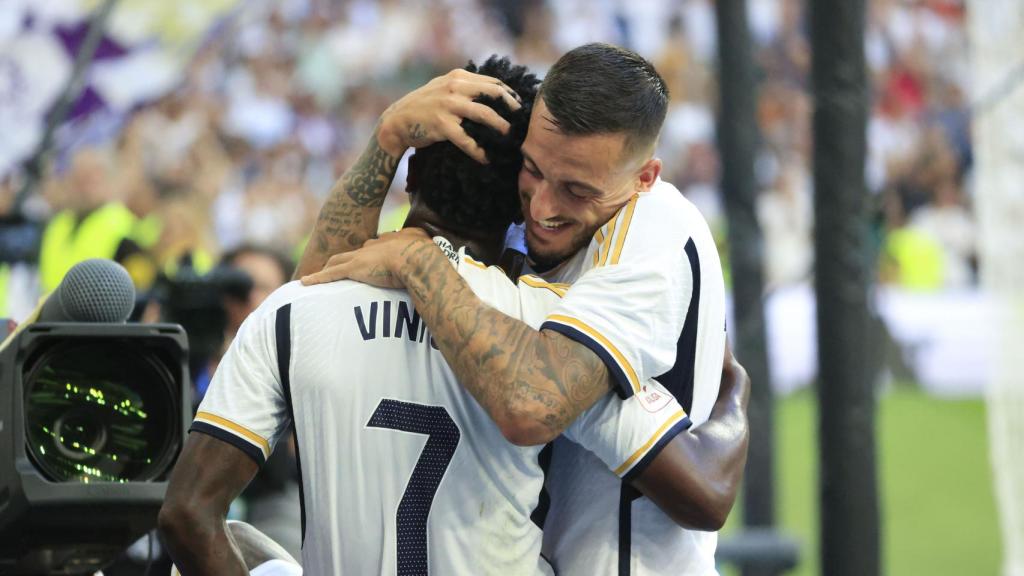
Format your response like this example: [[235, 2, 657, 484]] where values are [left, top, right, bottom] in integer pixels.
[[592, 227, 606, 267], [463, 254, 507, 275], [597, 211, 618, 268], [463, 255, 487, 270], [519, 275, 569, 297], [544, 314, 640, 392], [195, 411, 270, 455], [610, 194, 638, 266]]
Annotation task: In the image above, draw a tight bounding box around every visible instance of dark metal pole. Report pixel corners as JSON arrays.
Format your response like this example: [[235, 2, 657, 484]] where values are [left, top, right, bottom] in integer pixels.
[[714, 3, 775, 575], [809, 0, 880, 574], [14, 0, 119, 214]]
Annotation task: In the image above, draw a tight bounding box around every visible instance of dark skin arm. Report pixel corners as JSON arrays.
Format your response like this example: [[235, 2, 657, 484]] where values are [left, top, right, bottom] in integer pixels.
[[631, 345, 750, 531], [303, 229, 617, 446], [158, 433, 259, 576]]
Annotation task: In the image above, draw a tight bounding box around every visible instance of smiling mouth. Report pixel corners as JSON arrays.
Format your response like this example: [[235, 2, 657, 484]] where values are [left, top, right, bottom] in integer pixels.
[[528, 218, 573, 241], [536, 219, 569, 231]]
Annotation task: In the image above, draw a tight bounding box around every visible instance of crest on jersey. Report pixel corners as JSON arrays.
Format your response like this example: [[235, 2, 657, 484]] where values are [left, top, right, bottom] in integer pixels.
[[637, 382, 673, 413]]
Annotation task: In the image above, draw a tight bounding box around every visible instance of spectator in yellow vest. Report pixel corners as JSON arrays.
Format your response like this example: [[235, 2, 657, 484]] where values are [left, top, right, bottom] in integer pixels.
[[878, 187, 945, 291], [38, 147, 137, 293]]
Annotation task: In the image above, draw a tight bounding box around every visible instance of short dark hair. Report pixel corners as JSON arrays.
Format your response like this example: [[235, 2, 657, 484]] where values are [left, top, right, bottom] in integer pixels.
[[407, 55, 539, 233], [540, 43, 669, 157]]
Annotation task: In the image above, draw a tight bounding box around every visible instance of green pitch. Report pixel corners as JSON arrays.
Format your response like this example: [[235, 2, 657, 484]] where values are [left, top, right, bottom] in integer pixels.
[[722, 386, 1000, 575]]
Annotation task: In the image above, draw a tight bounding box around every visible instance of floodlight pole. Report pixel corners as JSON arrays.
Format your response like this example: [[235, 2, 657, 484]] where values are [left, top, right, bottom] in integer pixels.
[[714, 3, 776, 576], [809, 0, 881, 574]]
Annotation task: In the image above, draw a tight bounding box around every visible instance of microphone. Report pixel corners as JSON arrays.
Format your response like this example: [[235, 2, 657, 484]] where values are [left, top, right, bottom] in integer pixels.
[[0, 258, 136, 352], [37, 258, 136, 323], [0, 259, 135, 351]]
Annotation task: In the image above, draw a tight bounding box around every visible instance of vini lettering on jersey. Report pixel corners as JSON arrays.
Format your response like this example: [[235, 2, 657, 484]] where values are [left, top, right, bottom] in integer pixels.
[[354, 301, 440, 350]]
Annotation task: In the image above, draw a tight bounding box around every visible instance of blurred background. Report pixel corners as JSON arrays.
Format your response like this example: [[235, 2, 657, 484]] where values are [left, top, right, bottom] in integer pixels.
[[0, 0, 1007, 574]]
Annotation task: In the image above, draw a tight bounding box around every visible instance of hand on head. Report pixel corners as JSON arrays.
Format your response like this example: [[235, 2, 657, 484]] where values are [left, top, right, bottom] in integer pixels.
[[377, 68, 522, 164]]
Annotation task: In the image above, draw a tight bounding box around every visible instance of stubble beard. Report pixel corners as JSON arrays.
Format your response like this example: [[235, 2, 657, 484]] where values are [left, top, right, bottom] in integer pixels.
[[525, 226, 594, 274]]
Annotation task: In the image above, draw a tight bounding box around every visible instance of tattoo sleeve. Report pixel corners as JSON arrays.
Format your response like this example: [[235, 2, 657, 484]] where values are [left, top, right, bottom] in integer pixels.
[[294, 132, 401, 279], [395, 241, 613, 443]]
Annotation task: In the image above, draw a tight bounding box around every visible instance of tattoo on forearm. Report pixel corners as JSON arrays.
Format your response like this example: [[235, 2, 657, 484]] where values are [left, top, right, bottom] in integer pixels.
[[309, 135, 399, 262], [397, 242, 610, 437], [344, 136, 400, 207]]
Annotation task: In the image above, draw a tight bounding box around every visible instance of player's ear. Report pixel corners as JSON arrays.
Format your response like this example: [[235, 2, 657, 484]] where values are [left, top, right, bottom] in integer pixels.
[[636, 158, 662, 193]]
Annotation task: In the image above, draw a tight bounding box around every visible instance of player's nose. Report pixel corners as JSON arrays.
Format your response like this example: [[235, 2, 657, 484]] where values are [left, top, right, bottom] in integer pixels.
[[529, 179, 560, 222]]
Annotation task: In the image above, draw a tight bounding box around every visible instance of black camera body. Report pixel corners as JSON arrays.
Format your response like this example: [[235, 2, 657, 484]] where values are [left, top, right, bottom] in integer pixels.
[[0, 323, 190, 575], [158, 265, 253, 378]]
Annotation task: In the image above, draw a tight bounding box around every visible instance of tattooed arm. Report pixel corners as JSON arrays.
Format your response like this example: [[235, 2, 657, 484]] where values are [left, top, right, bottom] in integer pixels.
[[404, 240, 611, 444], [294, 69, 521, 278], [305, 229, 612, 445], [294, 133, 401, 279]]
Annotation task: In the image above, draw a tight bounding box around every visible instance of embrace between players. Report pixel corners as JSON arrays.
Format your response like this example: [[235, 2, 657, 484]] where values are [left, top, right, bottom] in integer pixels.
[[159, 44, 751, 576]]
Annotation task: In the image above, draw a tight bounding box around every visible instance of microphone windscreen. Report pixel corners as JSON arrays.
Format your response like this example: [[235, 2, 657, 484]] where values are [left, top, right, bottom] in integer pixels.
[[39, 259, 136, 323]]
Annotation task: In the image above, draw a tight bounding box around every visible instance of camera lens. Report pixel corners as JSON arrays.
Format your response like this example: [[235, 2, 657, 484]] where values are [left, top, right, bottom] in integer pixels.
[[23, 341, 179, 483], [53, 408, 108, 461]]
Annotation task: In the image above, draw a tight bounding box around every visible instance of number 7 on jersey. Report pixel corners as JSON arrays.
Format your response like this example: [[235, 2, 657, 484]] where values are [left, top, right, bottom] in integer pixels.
[[367, 399, 461, 575]]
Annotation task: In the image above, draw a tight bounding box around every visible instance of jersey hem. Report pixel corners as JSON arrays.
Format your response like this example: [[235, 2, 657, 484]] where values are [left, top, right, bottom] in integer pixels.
[[620, 415, 692, 482]]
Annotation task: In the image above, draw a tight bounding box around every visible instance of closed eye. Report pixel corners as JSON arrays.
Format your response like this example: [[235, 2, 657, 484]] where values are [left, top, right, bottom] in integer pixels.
[[521, 151, 544, 180], [566, 186, 589, 200]]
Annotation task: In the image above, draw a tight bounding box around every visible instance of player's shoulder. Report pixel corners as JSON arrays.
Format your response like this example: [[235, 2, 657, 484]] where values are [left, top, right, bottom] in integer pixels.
[[633, 179, 710, 237], [593, 179, 713, 268], [253, 279, 399, 321], [254, 280, 330, 316]]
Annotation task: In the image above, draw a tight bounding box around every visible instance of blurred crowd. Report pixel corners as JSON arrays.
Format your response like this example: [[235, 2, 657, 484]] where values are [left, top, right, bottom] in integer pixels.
[[0, 0, 976, 321], [0, 0, 976, 568]]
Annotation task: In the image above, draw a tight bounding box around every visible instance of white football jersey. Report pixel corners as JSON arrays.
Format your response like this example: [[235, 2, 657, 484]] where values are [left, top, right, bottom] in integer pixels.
[[491, 179, 729, 576], [193, 240, 689, 576]]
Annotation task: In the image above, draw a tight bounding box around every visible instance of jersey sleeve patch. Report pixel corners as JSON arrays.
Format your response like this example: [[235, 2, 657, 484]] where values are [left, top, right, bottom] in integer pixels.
[[615, 410, 691, 480], [191, 411, 270, 466], [541, 314, 641, 398]]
